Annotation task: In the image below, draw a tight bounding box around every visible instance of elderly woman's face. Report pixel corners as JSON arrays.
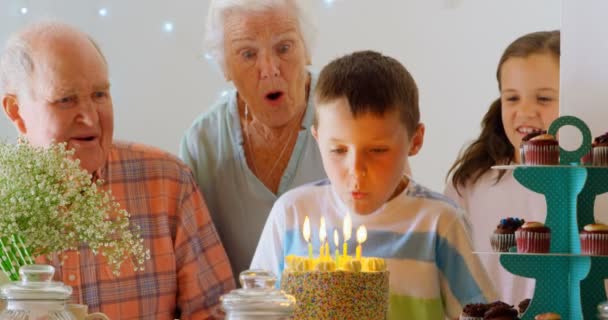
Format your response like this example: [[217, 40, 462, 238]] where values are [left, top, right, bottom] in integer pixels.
[[223, 6, 310, 127]]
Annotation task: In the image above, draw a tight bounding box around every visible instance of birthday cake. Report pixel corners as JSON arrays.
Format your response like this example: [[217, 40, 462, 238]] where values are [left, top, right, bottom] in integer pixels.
[[280, 255, 389, 320]]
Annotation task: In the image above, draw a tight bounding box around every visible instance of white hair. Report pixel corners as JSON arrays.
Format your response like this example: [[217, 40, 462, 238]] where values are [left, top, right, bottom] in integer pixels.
[[0, 21, 107, 96], [204, 0, 317, 74], [0, 33, 33, 96]]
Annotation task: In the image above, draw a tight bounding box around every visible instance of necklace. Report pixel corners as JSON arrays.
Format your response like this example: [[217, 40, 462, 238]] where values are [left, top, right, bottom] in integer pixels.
[[244, 104, 299, 184]]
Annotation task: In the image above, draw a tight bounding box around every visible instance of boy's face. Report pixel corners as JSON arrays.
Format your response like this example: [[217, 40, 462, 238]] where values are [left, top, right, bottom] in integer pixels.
[[312, 97, 424, 215]]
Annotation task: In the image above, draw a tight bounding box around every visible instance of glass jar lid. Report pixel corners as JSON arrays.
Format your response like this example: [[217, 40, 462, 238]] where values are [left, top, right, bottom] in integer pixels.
[[221, 270, 295, 316], [0, 264, 72, 301], [600, 301, 608, 316]]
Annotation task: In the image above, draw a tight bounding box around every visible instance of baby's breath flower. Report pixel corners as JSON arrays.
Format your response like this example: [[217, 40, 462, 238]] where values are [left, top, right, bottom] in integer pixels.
[[0, 138, 149, 276]]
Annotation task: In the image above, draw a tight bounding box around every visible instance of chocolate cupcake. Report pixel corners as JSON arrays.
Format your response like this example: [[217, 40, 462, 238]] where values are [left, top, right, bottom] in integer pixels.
[[534, 312, 561, 320], [491, 218, 525, 252], [460, 303, 489, 320], [521, 131, 559, 165], [483, 304, 519, 320], [580, 223, 608, 255], [593, 133, 608, 166], [518, 298, 531, 316], [515, 222, 551, 253]]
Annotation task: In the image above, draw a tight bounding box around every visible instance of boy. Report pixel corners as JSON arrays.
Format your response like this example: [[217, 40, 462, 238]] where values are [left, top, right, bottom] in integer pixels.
[[251, 50, 497, 319]]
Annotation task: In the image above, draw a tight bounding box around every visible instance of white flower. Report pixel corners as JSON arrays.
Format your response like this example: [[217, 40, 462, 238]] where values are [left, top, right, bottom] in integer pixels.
[[0, 138, 149, 278]]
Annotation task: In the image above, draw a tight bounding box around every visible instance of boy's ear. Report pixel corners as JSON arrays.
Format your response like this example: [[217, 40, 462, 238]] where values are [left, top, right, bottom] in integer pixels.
[[311, 125, 319, 141], [2, 94, 27, 134], [408, 123, 425, 156]]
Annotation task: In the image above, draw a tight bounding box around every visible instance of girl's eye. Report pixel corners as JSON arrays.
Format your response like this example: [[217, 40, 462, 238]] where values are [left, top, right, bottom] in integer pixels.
[[330, 148, 346, 154]]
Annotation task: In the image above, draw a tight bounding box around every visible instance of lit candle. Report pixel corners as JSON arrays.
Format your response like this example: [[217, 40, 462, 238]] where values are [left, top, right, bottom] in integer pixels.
[[356, 225, 367, 260], [303, 216, 312, 260], [319, 217, 327, 259], [334, 228, 340, 264], [343, 212, 352, 258]]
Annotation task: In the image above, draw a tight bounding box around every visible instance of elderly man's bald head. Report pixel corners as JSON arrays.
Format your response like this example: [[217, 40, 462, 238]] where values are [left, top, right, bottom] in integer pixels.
[[0, 21, 114, 175], [0, 21, 107, 97]]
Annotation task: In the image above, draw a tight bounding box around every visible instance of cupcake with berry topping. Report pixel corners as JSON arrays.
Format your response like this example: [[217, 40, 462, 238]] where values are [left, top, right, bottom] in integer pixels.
[[491, 218, 525, 252], [483, 303, 520, 320], [521, 130, 559, 165], [460, 303, 488, 320], [518, 298, 531, 316], [580, 223, 608, 255], [592, 132, 608, 166], [515, 221, 551, 253]]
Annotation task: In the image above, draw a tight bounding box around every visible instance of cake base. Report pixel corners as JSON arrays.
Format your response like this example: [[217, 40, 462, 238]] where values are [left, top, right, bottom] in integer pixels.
[[281, 270, 389, 320]]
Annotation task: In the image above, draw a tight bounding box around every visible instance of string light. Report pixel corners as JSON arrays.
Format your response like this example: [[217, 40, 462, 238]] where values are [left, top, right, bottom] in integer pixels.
[[20, 7, 28, 15], [98, 8, 108, 17], [163, 22, 174, 33]]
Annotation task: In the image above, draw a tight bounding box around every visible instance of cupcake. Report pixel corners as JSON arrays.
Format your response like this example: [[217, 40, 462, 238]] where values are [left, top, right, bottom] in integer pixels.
[[521, 131, 559, 165], [593, 133, 608, 166], [491, 218, 525, 252], [518, 298, 530, 316], [515, 222, 551, 253], [534, 312, 561, 320], [580, 223, 608, 255], [460, 303, 489, 320], [483, 304, 519, 320]]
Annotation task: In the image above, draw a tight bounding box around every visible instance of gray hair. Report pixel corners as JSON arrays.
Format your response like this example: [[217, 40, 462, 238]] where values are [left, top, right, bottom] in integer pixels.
[[204, 0, 317, 74], [0, 21, 107, 97]]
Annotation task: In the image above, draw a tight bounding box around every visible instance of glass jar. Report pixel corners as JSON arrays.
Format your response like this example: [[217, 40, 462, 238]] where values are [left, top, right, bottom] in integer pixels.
[[0, 264, 77, 320], [599, 301, 608, 319], [220, 270, 296, 320]]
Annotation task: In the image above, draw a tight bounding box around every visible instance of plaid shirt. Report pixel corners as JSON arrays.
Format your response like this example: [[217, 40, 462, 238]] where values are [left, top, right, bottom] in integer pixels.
[[38, 141, 235, 319]]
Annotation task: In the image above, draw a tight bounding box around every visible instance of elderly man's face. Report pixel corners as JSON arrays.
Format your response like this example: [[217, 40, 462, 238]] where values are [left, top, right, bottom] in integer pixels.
[[223, 5, 310, 128], [4, 35, 114, 174]]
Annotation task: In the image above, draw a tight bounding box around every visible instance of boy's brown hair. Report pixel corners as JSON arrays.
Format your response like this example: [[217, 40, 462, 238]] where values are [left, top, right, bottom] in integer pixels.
[[314, 50, 420, 136]]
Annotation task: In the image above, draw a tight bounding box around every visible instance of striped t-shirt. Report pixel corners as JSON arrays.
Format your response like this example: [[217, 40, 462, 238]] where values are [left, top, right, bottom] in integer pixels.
[[251, 178, 497, 319]]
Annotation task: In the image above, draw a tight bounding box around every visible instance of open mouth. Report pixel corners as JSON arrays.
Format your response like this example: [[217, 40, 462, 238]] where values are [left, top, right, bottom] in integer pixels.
[[266, 91, 284, 101], [73, 136, 98, 142], [517, 127, 542, 135]]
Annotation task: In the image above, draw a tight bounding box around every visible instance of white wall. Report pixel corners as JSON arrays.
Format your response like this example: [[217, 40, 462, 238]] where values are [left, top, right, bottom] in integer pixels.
[[0, 0, 560, 191], [561, 0, 608, 137]]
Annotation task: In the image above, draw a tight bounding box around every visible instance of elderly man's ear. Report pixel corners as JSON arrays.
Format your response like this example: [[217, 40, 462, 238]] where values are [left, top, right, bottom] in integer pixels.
[[2, 94, 27, 134]]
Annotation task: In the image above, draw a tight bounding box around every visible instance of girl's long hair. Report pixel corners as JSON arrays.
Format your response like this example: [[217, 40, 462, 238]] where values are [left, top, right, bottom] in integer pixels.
[[447, 30, 560, 194]]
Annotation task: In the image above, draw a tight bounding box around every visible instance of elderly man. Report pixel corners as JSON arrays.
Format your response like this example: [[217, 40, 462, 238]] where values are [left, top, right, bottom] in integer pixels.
[[0, 22, 235, 319]]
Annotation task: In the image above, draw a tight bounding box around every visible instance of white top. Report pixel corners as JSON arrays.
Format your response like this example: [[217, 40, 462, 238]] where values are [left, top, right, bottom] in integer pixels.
[[444, 169, 546, 305]]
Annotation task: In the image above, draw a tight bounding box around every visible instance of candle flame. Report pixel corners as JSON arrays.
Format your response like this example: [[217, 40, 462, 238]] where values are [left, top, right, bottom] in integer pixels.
[[356, 225, 367, 244], [319, 217, 327, 243], [333, 228, 339, 246], [303, 216, 311, 242], [343, 212, 352, 241]]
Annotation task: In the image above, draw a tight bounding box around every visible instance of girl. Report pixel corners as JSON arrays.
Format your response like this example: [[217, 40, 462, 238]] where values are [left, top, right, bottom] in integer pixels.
[[445, 30, 559, 304]]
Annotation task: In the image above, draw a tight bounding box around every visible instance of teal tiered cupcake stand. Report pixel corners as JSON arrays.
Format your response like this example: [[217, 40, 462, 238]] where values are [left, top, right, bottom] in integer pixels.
[[497, 116, 608, 319]]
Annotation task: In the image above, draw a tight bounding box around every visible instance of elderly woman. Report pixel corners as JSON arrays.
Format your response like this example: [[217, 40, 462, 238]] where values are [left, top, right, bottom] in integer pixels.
[[180, 0, 326, 278]]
